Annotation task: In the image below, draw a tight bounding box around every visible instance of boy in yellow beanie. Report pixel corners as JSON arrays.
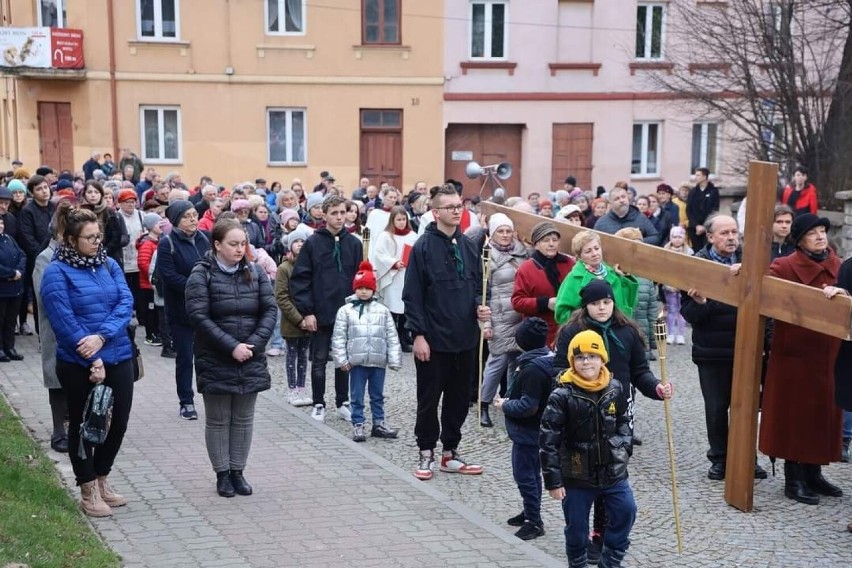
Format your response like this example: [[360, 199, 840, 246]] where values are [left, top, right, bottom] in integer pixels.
[[540, 330, 636, 568]]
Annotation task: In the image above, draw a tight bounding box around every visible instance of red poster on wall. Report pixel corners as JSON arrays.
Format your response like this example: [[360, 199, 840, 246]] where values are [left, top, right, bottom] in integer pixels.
[[50, 28, 84, 69]]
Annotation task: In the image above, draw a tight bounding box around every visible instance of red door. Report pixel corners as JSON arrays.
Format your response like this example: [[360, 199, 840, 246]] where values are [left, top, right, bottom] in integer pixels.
[[38, 102, 74, 172], [552, 123, 593, 192], [444, 124, 523, 198], [360, 109, 403, 187]]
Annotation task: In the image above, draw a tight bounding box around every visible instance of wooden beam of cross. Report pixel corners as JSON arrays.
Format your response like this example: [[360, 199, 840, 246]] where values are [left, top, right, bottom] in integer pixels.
[[481, 161, 852, 512]]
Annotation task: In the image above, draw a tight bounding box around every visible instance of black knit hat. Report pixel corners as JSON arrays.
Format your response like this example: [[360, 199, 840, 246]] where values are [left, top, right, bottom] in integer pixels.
[[515, 317, 549, 351], [580, 279, 614, 307]]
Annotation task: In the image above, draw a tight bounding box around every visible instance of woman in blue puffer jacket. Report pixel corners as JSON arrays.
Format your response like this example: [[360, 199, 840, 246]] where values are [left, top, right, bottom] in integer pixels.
[[40, 207, 135, 518]]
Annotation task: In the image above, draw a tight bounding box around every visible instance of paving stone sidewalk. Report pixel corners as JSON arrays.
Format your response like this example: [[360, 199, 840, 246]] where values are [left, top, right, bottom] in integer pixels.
[[4, 327, 852, 567], [0, 332, 560, 568]]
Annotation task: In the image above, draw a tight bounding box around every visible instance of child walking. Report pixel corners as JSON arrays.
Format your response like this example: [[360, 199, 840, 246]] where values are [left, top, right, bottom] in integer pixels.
[[331, 261, 401, 442], [614, 228, 659, 360], [493, 317, 553, 541], [541, 330, 639, 568], [274, 228, 313, 406], [662, 226, 693, 344]]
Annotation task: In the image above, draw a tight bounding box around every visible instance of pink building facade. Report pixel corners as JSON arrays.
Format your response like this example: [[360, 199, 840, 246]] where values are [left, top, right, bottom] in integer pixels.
[[443, 0, 742, 198]]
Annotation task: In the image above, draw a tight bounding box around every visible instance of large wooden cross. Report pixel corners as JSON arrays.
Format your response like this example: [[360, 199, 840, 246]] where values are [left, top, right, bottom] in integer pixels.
[[482, 161, 852, 512]]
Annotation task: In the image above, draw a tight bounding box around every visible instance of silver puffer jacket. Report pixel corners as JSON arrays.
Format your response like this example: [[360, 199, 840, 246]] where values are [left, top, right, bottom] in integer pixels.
[[332, 296, 402, 369]]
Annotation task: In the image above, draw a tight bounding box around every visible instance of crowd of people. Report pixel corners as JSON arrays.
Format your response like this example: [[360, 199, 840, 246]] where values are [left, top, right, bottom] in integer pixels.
[[2, 152, 850, 567]]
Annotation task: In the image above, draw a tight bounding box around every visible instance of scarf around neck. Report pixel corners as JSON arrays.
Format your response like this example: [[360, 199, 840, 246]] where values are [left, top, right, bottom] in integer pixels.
[[490, 239, 514, 253], [350, 296, 374, 317], [393, 227, 412, 236], [532, 250, 562, 295], [584, 315, 626, 356], [800, 247, 829, 262], [558, 366, 611, 393], [56, 243, 108, 269]]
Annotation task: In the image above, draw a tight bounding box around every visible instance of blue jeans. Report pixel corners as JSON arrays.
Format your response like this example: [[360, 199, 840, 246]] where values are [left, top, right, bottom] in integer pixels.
[[269, 309, 283, 350], [349, 365, 386, 426], [843, 410, 852, 440], [561, 480, 636, 567], [512, 441, 542, 525], [172, 322, 195, 407]]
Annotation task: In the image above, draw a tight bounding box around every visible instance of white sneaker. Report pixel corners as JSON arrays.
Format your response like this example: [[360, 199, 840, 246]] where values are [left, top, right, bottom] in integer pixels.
[[266, 347, 283, 357], [675, 335, 685, 345], [288, 389, 299, 406], [337, 402, 352, 422], [666, 335, 674, 345], [294, 388, 313, 407], [311, 404, 325, 422]]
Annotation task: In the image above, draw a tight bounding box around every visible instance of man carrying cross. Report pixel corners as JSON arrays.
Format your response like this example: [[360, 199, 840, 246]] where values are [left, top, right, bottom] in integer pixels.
[[680, 214, 768, 481]]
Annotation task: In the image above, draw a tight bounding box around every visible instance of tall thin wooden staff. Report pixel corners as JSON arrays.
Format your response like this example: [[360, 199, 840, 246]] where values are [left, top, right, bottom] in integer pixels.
[[477, 241, 492, 426], [362, 227, 371, 260], [654, 318, 684, 553]]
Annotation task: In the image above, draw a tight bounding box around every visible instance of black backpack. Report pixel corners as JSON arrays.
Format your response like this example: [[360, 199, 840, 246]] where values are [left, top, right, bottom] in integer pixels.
[[78, 384, 114, 460]]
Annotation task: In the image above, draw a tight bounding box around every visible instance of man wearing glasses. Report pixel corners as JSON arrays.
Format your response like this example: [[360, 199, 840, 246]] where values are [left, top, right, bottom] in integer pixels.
[[403, 184, 491, 481]]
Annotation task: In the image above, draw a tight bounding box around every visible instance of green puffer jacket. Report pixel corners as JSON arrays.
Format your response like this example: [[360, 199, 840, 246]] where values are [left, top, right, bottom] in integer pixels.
[[632, 276, 658, 350]]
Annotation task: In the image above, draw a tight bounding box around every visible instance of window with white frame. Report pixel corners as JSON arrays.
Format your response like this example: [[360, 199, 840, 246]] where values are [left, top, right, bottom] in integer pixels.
[[631, 122, 661, 176], [691, 122, 719, 175], [141, 106, 181, 163], [470, 1, 507, 59], [138, 0, 179, 40], [267, 0, 305, 34], [635, 3, 665, 60], [38, 0, 66, 28], [268, 108, 306, 165]]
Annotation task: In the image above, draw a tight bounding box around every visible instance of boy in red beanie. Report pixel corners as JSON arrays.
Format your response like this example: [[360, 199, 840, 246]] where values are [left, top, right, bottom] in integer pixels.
[[331, 261, 402, 442]]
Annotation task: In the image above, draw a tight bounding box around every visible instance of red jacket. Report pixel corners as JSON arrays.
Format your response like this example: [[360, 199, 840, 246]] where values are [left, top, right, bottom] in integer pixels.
[[759, 248, 841, 463], [137, 235, 158, 290], [781, 183, 818, 216], [511, 253, 575, 347]]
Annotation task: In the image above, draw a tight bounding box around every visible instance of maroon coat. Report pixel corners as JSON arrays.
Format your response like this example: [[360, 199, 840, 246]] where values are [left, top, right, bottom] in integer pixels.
[[759, 249, 842, 464], [511, 252, 575, 347]]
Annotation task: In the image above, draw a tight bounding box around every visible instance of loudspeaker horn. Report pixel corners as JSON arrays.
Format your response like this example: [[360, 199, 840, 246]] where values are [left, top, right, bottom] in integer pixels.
[[495, 162, 512, 180], [465, 161, 484, 179]]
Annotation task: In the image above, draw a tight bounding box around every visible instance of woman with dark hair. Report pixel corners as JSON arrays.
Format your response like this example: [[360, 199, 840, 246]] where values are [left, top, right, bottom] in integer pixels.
[[344, 199, 364, 238], [781, 166, 819, 217], [646, 194, 671, 245], [79, 180, 128, 267], [759, 214, 843, 505], [0, 212, 25, 360], [373, 205, 418, 352], [186, 219, 277, 498], [40, 206, 135, 517]]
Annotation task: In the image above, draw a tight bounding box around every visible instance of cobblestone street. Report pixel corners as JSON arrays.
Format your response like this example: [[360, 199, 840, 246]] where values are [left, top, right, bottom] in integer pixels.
[[1, 327, 851, 567]]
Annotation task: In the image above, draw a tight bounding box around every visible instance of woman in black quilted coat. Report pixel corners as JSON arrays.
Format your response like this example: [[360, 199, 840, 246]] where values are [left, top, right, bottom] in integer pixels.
[[186, 219, 277, 498]]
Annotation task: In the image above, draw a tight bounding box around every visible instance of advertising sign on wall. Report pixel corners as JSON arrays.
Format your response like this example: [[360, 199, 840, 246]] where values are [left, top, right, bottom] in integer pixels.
[[0, 27, 84, 70]]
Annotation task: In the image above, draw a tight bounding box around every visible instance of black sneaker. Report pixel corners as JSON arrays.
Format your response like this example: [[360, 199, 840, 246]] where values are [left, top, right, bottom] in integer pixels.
[[507, 512, 526, 527], [371, 421, 398, 439], [161, 345, 176, 359], [514, 521, 544, 541], [754, 464, 768, 480], [50, 436, 68, 453], [180, 404, 198, 420], [145, 335, 163, 346]]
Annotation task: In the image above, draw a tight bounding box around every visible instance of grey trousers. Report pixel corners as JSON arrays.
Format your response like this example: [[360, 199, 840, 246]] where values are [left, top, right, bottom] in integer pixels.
[[480, 351, 519, 404], [203, 392, 258, 473]]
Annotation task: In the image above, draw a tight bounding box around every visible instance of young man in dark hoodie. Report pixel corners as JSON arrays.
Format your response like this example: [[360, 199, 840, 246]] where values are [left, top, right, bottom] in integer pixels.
[[291, 195, 362, 422], [493, 317, 553, 541], [403, 184, 491, 480]]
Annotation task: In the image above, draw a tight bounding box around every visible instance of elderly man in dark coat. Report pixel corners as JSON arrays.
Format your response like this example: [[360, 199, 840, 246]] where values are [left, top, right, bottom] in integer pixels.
[[760, 214, 843, 506]]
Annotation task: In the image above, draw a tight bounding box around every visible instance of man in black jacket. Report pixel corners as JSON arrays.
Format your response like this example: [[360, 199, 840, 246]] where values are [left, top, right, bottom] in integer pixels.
[[403, 184, 490, 481], [685, 167, 720, 251], [291, 195, 362, 422], [18, 175, 56, 335], [681, 214, 767, 481]]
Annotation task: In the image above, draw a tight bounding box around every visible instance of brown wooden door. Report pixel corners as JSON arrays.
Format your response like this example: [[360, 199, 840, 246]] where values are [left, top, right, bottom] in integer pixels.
[[360, 109, 403, 187], [360, 131, 402, 187], [38, 102, 74, 173], [444, 124, 522, 198], [552, 123, 593, 192]]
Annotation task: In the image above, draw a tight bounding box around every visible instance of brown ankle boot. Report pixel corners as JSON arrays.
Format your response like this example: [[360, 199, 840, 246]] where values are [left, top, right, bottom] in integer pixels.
[[97, 476, 127, 507], [80, 480, 112, 517]]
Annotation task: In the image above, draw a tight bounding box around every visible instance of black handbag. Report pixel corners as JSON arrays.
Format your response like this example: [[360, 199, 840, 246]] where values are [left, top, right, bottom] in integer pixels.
[[78, 384, 114, 460]]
